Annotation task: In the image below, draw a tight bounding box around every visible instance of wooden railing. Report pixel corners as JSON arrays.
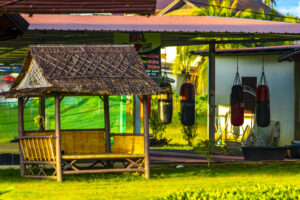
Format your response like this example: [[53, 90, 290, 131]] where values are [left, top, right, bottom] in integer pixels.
[[18, 136, 56, 162]]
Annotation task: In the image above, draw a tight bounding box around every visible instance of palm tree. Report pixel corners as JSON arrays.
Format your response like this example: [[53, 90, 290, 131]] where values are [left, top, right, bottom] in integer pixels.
[[171, 0, 250, 93], [171, 0, 298, 94], [264, 0, 277, 8]]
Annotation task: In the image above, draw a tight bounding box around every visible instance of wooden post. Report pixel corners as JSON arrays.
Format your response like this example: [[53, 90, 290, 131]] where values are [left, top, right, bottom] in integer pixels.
[[55, 94, 62, 182], [39, 97, 45, 131], [208, 42, 216, 153], [143, 95, 150, 179], [103, 95, 111, 153], [18, 97, 25, 176]]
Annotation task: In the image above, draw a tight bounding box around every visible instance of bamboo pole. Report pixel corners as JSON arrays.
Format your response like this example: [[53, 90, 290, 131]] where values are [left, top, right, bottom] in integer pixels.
[[208, 42, 216, 153], [103, 95, 111, 153], [39, 97, 45, 131], [143, 95, 150, 179], [55, 94, 62, 182], [18, 97, 25, 176]]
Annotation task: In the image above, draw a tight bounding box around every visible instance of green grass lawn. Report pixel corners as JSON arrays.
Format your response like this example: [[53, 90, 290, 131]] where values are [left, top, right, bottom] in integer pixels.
[[0, 162, 300, 199]]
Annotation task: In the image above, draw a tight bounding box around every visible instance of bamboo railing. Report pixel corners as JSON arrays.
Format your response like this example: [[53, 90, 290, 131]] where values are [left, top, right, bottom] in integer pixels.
[[19, 136, 56, 162]]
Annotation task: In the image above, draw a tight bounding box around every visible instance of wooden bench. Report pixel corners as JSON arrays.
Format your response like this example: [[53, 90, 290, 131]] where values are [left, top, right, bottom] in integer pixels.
[[19, 129, 146, 178]]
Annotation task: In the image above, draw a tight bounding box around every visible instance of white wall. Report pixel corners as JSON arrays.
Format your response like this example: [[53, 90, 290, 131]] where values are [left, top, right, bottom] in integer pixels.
[[215, 55, 294, 146]]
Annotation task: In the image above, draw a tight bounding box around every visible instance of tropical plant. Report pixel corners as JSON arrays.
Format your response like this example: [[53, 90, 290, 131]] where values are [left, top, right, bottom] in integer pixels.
[[264, 0, 277, 8], [149, 96, 166, 139], [171, 0, 298, 94], [180, 95, 207, 146]]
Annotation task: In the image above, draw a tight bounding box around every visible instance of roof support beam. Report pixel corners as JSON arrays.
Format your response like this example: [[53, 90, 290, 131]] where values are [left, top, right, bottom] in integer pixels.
[[208, 41, 215, 154]]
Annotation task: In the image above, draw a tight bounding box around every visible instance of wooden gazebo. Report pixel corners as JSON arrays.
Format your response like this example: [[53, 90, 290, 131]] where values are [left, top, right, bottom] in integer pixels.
[[2, 45, 161, 182]]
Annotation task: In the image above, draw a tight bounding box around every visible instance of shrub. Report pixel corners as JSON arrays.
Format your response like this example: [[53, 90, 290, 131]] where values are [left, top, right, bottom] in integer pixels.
[[149, 96, 166, 139], [180, 95, 208, 146], [159, 184, 300, 200]]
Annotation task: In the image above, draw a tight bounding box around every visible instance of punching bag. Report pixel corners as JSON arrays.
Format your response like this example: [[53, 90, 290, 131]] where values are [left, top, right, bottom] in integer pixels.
[[158, 82, 173, 124], [230, 72, 244, 126], [180, 83, 195, 126], [256, 72, 270, 127]]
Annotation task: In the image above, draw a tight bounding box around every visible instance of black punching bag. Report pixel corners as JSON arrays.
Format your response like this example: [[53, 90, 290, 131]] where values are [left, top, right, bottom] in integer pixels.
[[180, 83, 195, 126], [256, 84, 270, 127], [230, 72, 244, 126], [158, 82, 173, 124]]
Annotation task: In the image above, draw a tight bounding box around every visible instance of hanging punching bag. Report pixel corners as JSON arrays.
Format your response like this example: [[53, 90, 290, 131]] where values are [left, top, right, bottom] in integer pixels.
[[256, 72, 270, 127], [158, 82, 173, 124], [231, 72, 244, 126], [180, 83, 195, 126]]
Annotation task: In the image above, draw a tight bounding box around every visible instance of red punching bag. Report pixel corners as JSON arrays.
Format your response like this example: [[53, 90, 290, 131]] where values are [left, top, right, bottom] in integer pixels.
[[256, 72, 270, 127], [231, 72, 244, 126]]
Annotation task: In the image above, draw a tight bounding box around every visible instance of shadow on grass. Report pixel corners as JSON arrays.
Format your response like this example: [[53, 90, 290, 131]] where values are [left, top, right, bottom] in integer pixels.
[[1, 162, 300, 183]]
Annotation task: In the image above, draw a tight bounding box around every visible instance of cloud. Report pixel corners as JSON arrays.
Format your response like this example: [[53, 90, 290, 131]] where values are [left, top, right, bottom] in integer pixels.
[[278, 2, 300, 17]]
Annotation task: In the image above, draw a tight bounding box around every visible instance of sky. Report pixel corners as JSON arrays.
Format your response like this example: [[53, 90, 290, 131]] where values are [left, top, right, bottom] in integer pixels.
[[276, 0, 300, 17]]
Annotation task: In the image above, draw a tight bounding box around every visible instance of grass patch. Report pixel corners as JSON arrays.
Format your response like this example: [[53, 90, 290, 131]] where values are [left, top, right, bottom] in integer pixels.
[[1, 162, 300, 199]]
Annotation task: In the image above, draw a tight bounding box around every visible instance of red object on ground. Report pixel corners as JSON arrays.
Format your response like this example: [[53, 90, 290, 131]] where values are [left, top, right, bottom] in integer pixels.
[[3, 75, 15, 82], [231, 85, 244, 126]]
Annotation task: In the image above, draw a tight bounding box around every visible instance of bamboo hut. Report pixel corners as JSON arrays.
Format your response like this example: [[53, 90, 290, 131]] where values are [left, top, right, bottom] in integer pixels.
[[2, 45, 161, 182]]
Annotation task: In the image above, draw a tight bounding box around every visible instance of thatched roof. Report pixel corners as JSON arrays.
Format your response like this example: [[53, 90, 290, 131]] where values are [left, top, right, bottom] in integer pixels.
[[3, 45, 161, 98]]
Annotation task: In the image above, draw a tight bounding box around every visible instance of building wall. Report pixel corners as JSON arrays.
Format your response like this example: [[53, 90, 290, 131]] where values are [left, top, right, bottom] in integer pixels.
[[215, 55, 294, 146]]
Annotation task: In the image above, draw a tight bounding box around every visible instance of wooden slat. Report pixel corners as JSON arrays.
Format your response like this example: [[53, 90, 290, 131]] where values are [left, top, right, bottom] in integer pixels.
[[39, 138, 46, 161], [23, 161, 56, 165], [31, 138, 38, 161], [24, 175, 57, 179], [63, 168, 145, 175], [26, 139, 33, 161], [49, 138, 56, 161], [20, 139, 28, 160], [18, 135, 56, 139], [62, 154, 145, 160]]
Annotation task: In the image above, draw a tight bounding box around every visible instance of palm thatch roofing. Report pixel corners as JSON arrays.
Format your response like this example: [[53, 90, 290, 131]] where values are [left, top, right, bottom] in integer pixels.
[[3, 45, 161, 98]]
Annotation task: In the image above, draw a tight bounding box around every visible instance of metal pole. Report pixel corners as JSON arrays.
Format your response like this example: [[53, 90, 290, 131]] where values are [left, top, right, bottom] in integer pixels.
[[18, 97, 25, 176], [143, 95, 150, 179], [208, 42, 216, 153], [133, 96, 141, 133], [39, 97, 45, 131], [55, 94, 62, 182]]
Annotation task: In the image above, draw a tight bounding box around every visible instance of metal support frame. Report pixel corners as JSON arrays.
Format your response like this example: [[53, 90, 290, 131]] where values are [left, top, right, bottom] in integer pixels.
[[142, 95, 150, 179], [133, 96, 141, 133], [39, 97, 46, 131]]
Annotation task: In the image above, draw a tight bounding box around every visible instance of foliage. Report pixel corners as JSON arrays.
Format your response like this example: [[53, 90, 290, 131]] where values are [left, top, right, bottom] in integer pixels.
[[33, 114, 45, 129], [195, 140, 213, 169], [180, 95, 208, 146], [264, 0, 277, 8], [150, 137, 171, 146], [160, 184, 300, 200], [149, 96, 166, 139], [170, 0, 299, 94]]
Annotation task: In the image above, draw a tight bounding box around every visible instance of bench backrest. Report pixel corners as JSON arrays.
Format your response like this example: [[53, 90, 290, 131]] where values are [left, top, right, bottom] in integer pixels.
[[112, 135, 144, 154], [25, 129, 106, 155], [20, 136, 56, 161]]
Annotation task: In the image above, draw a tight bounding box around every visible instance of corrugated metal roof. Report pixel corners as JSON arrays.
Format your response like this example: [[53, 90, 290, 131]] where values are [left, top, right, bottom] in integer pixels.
[[191, 45, 300, 55], [0, 0, 156, 15], [23, 15, 300, 35]]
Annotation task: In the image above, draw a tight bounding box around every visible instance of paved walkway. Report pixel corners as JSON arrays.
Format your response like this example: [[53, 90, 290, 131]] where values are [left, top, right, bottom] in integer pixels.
[[150, 149, 299, 164]]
